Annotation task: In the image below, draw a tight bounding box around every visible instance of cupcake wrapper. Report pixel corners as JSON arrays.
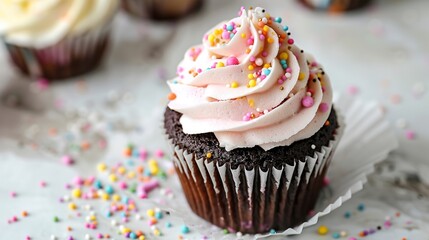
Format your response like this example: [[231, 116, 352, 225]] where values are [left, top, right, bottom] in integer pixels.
[[300, 0, 371, 12], [166, 116, 344, 234], [121, 0, 202, 20], [3, 20, 113, 80]]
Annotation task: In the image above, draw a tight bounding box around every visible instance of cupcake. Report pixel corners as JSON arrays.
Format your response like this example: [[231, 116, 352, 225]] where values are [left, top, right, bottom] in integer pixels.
[[299, 0, 371, 12], [0, 0, 119, 80], [121, 0, 202, 20], [164, 7, 342, 234]]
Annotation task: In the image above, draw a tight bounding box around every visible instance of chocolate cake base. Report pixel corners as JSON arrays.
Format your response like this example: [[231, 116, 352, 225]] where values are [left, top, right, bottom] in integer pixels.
[[164, 107, 338, 170], [164, 107, 341, 234]]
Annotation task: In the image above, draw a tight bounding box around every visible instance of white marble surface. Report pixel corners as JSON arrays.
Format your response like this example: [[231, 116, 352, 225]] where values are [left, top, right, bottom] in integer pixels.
[[0, 0, 428, 239]]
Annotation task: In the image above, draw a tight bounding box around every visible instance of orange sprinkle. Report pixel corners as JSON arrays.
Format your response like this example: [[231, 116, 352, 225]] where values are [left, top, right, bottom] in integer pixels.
[[168, 92, 176, 101], [257, 22, 264, 27], [81, 141, 91, 150], [325, 120, 330, 126], [21, 211, 28, 217], [123, 148, 132, 157]]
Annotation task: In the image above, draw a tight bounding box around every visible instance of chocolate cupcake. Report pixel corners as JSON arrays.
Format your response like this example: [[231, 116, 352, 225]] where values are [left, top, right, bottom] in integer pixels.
[[164, 7, 342, 234], [299, 0, 371, 12], [0, 0, 119, 80], [121, 0, 203, 21]]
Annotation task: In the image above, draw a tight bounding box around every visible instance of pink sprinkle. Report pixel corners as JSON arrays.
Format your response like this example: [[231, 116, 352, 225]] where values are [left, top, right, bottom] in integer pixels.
[[10, 192, 17, 198], [36, 78, 49, 90], [348, 238, 357, 240], [287, 39, 294, 44], [405, 130, 416, 140], [250, 56, 256, 62], [259, 34, 265, 40], [97, 233, 104, 239], [242, 115, 251, 121], [222, 31, 230, 40], [155, 149, 164, 158], [286, 67, 292, 73], [260, 75, 266, 80], [98, 139, 107, 149], [247, 38, 254, 45], [39, 181, 47, 188], [118, 181, 128, 190], [26, 236, 31, 240], [140, 180, 159, 193], [262, 51, 268, 57], [73, 176, 84, 186], [226, 56, 239, 66], [12, 216, 18, 222], [347, 85, 359, 95], [301, 96, 314, 108], [323, 176, 331, 186], [277, 79, 284, 85], [140, 149, 148, 160], [319, 103, 329, 113], [62, 155, 74, 166]]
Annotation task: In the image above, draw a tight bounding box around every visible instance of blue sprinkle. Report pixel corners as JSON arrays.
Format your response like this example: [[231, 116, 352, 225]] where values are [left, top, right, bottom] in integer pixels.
[[332, 232, 340, 239], [358, 203, 365, 211], [105, 185, 114, 195], [275, 17, 282, 23], [127, 159, 134, 166], [262, 69, 271, 76], [344, 211, 351, 218], [283, 26, 289, 31], [165, 222, 172, 228], [227, 24, 234, 31], [132, 149, 140, 157], [181, 225, 190, 234], [122, 196, 129, 204], [144, 169, 151, 176], [155, 212, 163, 219], [280, 59, 287, 64], [94, 180, 103, 189], [129, 232, 137, 239], [106, 211, 112, 217], [121, 212, 127, 217], [269, 229, 276, 234]]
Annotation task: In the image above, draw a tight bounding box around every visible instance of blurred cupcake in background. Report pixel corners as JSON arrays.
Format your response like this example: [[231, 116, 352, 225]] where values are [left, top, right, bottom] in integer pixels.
[[299, 0, 371, 12], [121, 0, 203, 21], [0, 0, 119, 81]]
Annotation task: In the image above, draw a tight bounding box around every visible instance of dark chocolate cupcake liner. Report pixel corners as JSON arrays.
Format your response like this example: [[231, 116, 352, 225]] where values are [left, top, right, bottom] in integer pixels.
[[166, 117, 344, 234], [299, 0, 371, 12], [121, 0, 202, 20], [2, 19, 114, 80]]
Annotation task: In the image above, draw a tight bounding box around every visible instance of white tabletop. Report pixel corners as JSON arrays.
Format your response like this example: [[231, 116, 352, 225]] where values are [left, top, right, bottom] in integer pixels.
[[0, 0, 428, 239]]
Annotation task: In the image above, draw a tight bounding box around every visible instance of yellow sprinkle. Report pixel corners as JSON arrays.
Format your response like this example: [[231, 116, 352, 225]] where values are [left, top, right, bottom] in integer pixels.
[[148, 160, 159, 175], [263, 63, 271, 68], [248, 65, 254, 71], [279, 52, 289, 60], [248, 80, 257, 88], [122, 228, 131, 234], [68, 203, 77, 211], [216, 62, 225, 68], [317, 225, 329, 235], [214, 29, 222, 35], [240, 33, 246, 38], [89, 215, 96, 221], [247, 73, 254, 79], [267, 37, 274, 44], [108, 174, 118, 182], [298, 72, 306, 81], [206, 152, 212, 159], [102, 193, 110, 201], [248, 99, 255, 107], [112, 194, 121, 202], [263, 25, 269, 32], [127, 171, 136, 179], [117, 166, 126, 175], [71, 188, 81, 198], [139, 236, 145, 240], [208, 34, 215, 43], [97, 163, 107, 172], [147, 209, 155, 217], [230, 81, 239, 88]]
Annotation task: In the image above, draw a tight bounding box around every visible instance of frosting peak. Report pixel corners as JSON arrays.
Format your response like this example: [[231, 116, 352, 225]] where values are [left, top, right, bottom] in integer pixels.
[[167, 7, 333, 151]]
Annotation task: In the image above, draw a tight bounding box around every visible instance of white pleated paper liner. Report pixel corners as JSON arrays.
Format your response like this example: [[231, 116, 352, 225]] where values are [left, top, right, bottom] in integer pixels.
[[162, 94, 398, 239]]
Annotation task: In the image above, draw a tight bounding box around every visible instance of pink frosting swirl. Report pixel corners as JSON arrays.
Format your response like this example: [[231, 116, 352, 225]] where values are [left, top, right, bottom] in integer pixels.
[[167, 7, 333, 151]]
